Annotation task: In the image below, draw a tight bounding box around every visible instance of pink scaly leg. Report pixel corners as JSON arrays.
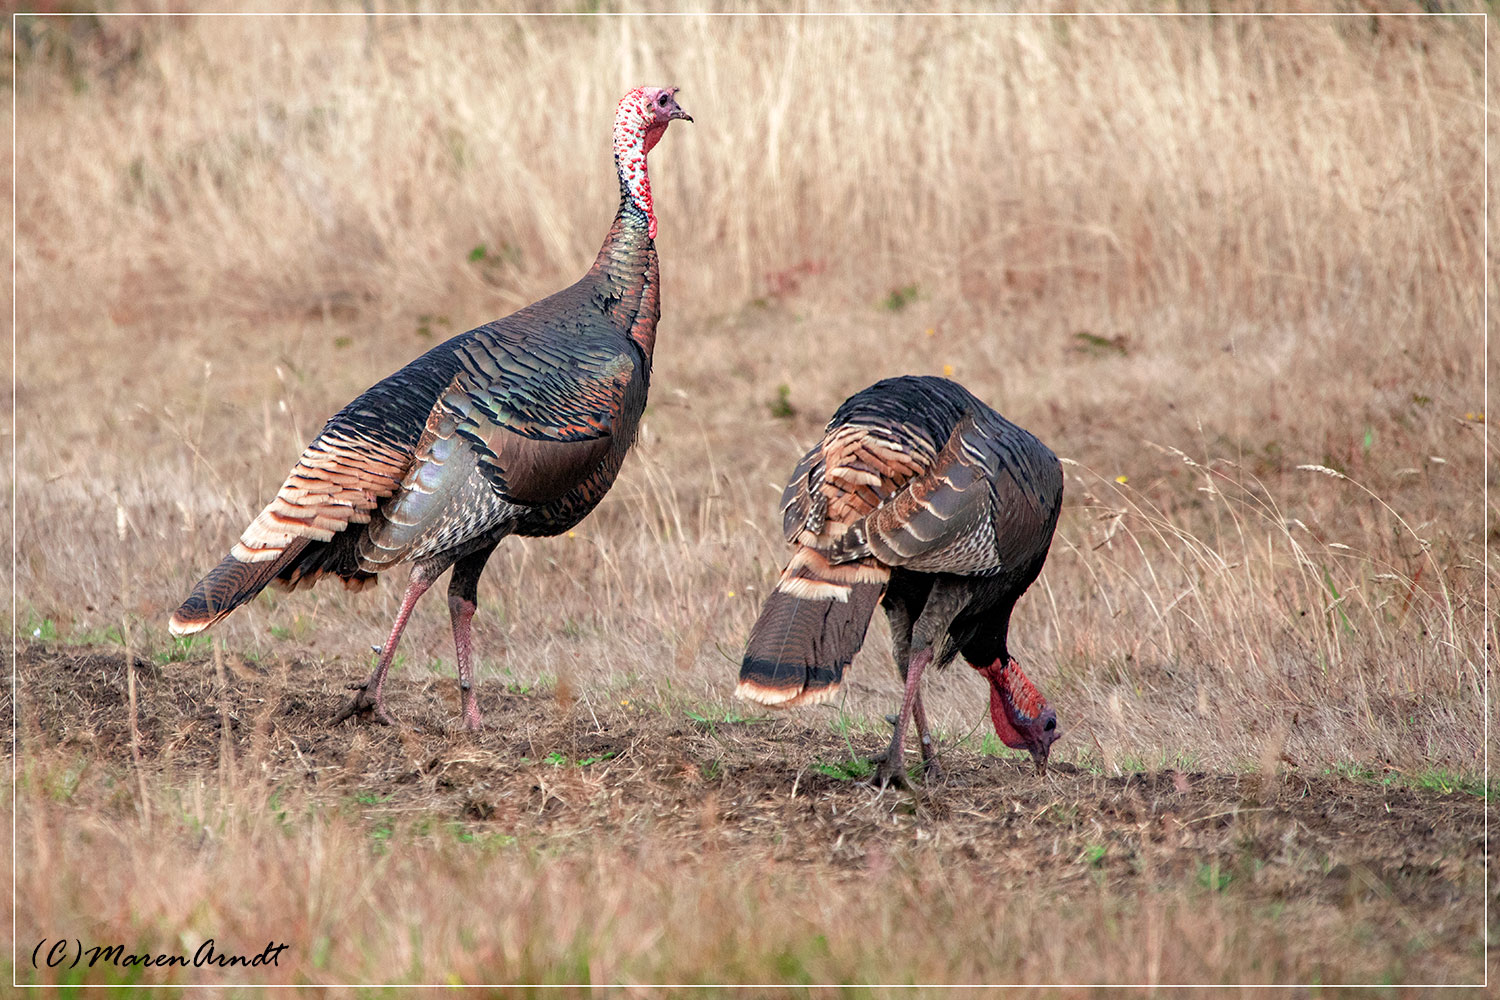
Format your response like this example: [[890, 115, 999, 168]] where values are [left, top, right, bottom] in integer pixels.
[[446, 543, 497, 732], [450, 594, 482, 732], [912, 690, 941, 779], [873, 647, 934, 789], [331, 565, 436, 727]]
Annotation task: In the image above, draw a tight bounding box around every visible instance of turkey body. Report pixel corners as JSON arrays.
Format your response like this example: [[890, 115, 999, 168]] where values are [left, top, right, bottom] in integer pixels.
[[170, 87, 690, 730], [738, 376, 1063, 784]]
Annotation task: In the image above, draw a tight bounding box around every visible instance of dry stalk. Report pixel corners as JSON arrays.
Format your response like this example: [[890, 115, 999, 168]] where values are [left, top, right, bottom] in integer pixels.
[[117, 500, 150, 835]]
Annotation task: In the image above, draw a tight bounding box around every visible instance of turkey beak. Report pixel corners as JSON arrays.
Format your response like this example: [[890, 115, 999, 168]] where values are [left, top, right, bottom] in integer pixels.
[[667, 88, 692, 123], [1031, 742, 1050, 775]]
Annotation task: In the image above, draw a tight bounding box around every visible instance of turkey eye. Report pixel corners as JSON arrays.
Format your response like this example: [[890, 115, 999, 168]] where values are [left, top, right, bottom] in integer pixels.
[[1044, 719, 1056, 731], [657, 94, 669, 107]]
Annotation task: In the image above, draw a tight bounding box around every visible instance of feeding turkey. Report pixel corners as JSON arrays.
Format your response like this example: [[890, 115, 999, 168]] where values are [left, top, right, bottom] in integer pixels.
[[169, 87, 691, 731], [737, 376, 1063, 786]]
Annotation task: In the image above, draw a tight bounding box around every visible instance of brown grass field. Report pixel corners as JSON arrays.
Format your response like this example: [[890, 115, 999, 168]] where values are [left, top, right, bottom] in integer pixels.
[[8, 5, 1496, 993]]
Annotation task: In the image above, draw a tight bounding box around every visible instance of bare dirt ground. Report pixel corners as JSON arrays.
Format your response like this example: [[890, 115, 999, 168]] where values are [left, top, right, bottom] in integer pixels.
[[16, 638, 1487, 988]]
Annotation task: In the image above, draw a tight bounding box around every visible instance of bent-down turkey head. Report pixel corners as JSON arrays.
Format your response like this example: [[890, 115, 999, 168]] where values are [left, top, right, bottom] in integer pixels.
[[977, 657, 1059, 773]]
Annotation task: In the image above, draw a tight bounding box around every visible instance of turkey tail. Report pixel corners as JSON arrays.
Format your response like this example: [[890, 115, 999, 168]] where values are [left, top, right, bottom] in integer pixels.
[[168, 539, 311, 636], [737, 546, 888, 707]]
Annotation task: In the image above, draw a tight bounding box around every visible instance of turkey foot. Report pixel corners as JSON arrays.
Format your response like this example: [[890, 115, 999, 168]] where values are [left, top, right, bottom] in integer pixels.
[[869, 746, 915, 789], [331, 676, 396, 727], [870, 647, 935, 789], [458, 684, 482, 733], [882, 715, 943, 781]]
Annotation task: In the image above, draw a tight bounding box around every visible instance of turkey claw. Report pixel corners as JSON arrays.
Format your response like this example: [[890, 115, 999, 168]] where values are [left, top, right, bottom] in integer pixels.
[[331, 684, 396, 727], [868, 751, 914, 790]]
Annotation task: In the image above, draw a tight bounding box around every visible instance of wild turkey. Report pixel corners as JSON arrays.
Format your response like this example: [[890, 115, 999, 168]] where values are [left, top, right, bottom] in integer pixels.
[[737, 375, 1063, 786], [169, 86, 692, 730]]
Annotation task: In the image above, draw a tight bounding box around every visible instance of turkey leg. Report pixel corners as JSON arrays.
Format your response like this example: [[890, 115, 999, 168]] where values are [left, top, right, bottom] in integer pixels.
[[884, 601, 941, 778], [331, 562, 438, 727], [874, 646, 934, 788], [873, 579, 968, 787], [447, 543, 498, 732]]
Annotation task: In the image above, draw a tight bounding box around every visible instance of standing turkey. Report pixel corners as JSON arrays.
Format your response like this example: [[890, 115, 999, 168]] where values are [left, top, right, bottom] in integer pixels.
[[737, 376, 1063, 786], [170, 87, 691, 731]]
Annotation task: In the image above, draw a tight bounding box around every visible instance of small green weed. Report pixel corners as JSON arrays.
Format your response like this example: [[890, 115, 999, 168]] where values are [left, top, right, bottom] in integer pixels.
[[26, 616, 58, 641], [880, 284, 919, 312], [155, 632, 212, 664], [540, 750, 618, 768], [1321, 566, 1355, 634], [811, 758, 875, 781], [768, 383, 796, 419], [685, 707, 771, 735], [1197, 860, 1233, 892], [1071, 331, 1129, 356]]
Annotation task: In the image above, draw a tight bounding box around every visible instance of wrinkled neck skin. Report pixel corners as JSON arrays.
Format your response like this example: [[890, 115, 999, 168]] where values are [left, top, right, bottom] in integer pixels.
[[985, 668, 1028, 749], [612, 94, 669, 240], [979, 657, 1048, 752]]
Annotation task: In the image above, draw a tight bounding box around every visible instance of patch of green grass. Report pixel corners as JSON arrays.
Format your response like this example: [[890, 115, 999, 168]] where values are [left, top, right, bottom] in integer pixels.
[[685, 707, 772, 736], [154, 632, 212, 664], [368, 822, 394, 850], [811, 757, 875, 781], [880, 283, 920, 312], [539, 750, 618, 769], [1196, 859, 1233, 893], [1324, 762, 1490, 798], [450, 825, 519, 852], [1407, 770, 1487, 797], [71, 624, 126, 647], [576, 753, 616, 768], [25, 615, 59, 641], [39, 758, 89, 803], [768, 382, 795, 419], [501, 668, 535, 696], [979, 731, 1045, 762], [1081, 843, 1107, 867], [1071, 330, 1129, 356]]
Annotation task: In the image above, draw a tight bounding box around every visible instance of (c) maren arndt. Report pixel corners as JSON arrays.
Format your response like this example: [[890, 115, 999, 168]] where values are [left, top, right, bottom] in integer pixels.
[[738, 376, 1063, 787], [170, 87, 692, 731]]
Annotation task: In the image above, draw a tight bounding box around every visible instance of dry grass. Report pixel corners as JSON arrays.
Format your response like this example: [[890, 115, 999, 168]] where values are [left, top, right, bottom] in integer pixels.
[[11, 641, 1488, 990], [8, 4, 1493, 990]]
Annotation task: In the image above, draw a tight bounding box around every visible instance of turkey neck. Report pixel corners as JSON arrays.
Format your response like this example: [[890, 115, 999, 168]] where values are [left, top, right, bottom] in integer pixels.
[[585, 179, 661, 361], [588, 105, 668, 360]]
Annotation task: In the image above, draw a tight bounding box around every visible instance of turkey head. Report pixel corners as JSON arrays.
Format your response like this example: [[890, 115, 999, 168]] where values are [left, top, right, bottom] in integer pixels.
[[978, 657, 1059, 773]]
